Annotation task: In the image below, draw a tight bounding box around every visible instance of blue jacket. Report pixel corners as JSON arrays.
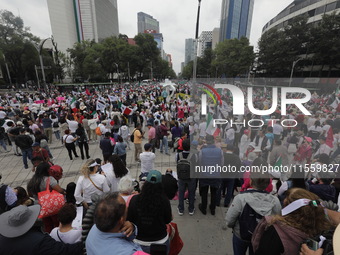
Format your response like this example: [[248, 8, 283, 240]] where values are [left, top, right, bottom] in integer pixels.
[[86, 225, 141, 255], [198, 144, 224, 187], [113, 142, 127, 155]]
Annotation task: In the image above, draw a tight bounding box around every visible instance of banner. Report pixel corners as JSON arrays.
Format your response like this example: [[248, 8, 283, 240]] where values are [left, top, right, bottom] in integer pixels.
[[96, 101, 106, 113]]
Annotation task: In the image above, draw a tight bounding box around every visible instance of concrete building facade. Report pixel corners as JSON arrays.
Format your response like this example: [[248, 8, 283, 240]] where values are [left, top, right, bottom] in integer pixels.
[[47, 0, 119, 53]]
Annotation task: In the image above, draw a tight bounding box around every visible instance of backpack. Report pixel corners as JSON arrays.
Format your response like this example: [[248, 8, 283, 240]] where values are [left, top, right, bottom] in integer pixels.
[[53, 122, 59, 128], [130, 129, 136, 142], [49, 165, 63, 181], [238, 191, 266, 241], [177, 153, 191, 180], [95, 126, 102, 136], [308, 130, 320, 140]]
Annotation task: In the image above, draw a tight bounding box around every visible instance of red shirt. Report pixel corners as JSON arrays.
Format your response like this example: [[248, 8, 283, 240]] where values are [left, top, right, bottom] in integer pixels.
[[32, 148, 49, 161]]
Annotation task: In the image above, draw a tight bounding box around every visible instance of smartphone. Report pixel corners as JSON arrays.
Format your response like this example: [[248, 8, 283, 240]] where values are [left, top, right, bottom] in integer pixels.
[[305, 239, 319, 251]]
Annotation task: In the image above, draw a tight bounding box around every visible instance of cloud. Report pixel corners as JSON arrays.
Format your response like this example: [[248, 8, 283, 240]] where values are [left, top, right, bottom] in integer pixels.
[[1, 0, 293, 74]]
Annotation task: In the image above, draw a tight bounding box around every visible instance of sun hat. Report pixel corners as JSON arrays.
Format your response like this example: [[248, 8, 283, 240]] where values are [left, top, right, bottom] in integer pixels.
[[0, 205, 40, 238], [146, 170, 162, 184]]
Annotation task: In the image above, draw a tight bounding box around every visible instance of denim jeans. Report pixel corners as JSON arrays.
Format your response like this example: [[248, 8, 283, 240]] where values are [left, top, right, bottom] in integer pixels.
[[233, 234, 254, 255], [54, 130, 60, 140], [22, 148, 32, 167], [160, 136, 169, 154], [216, 178, 235, 207], [178, 178, 196, 212], [0, 139, 7, 151]]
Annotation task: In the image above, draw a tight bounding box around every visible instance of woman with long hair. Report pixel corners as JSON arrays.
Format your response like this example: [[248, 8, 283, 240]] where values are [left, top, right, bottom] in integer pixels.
[[75, 123, 90, 160], [74, 159, 110, 210], [102, 154, 129, 192], [27, 162, 65, 233], [252, 188, 334, 255], [127, 170, 172, 254]]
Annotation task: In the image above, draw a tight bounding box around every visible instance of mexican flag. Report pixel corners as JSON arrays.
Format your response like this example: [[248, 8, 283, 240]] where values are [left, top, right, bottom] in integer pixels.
[[205, 112, 220, 137]]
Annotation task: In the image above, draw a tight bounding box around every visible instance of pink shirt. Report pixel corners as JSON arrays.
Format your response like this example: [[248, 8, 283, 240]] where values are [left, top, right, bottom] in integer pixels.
[[29, 123, 40, 133], [148, 127, 156, 140]]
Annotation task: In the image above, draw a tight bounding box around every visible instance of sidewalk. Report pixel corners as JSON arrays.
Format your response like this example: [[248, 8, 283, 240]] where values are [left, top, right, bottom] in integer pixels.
[[0, 133, 233, 255]]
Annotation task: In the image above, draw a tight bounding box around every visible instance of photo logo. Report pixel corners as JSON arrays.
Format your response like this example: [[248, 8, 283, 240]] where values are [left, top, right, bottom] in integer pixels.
[[201, 84, 311, 116]]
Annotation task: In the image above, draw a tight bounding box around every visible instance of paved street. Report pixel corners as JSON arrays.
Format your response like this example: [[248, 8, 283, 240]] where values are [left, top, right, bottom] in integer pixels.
[[0, 130, 233, 255]]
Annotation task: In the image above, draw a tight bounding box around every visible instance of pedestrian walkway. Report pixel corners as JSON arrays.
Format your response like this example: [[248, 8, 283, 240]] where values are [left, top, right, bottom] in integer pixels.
[[0, 134, 233, 255]]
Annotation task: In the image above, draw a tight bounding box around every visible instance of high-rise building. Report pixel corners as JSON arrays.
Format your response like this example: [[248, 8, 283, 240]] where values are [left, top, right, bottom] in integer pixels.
[[184, 38, 196, 66], [47, 0, 119, 53], [212, 28, 220, 50], [219, 0, 254, 41], [137, 12, 160, 34], [198, 31, 213, 57]]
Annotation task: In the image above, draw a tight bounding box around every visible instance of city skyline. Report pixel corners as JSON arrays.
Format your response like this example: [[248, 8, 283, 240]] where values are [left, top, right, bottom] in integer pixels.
[[1, 0, 293, 74]]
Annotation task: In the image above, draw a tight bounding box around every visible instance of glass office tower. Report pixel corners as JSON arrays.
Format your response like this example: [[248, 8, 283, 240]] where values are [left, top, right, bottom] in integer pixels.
[[219, 0, 254, 41]]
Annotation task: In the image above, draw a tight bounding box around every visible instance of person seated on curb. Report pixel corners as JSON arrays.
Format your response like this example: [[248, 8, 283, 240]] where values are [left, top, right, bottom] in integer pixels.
[[0, 172, 17, 214], [50, 203, 82, 244], [0, 205, 83, 255], [86, 192, 142, 255]]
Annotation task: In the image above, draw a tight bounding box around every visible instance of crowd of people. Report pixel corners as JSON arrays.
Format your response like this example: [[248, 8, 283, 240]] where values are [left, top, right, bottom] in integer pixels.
[[0, 82, 339, 254]]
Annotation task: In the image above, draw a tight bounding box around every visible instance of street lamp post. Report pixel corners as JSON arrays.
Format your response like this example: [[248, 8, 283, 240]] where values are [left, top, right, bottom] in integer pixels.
[[2, 54, 12, 86], [113, 62, 119, 84], [150, 61, 153, 80], [32, 38, 51, 91], [192, 0, 202, 85], [289, 58, 302, 87]]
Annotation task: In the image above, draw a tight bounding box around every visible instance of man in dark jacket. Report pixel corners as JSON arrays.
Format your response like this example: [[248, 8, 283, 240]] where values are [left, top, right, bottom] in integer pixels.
[[198, 135, 224, 215], [159, 120, 170, 155], [0, 205, 83, 255], [15, 129, 33, 169], [217, 144, 242, 207], [99, 132, 114, 163]]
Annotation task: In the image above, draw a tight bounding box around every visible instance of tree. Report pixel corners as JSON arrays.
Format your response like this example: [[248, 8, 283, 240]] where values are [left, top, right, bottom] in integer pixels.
[[212, 37, 254, 77], [0, 10, 41, 84], [309, 12, 340, 77]]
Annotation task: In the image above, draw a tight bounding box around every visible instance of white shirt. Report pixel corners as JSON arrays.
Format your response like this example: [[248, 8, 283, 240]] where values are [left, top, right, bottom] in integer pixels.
[[199, 122, 206, 137], [63, 134, 75, 144], [273, 124, 283, 135], [0, 111, 6, 119], [50, 228, 82, 244], [66, 120, 79, 133], [140, 151, 156, 174], [74, 174, 110, 204]]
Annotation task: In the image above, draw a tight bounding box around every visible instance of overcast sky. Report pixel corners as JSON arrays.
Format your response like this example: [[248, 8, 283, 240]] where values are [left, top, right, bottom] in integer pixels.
[[1, 0, 292, 74]]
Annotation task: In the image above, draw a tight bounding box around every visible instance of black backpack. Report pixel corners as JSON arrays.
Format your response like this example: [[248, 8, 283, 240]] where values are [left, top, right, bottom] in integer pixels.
[[177, 153, 191, 180], [238, 191, 266, 241], [130, 129, 136, 142]]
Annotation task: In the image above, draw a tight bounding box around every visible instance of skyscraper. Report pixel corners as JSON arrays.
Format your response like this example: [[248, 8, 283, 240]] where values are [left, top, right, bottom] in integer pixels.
[[137, 12, 160, 34], [198, 31, 213, 57], [47, 0, 119, 53], [184, 38, 196, 66], [219, 0, 254, 41]]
